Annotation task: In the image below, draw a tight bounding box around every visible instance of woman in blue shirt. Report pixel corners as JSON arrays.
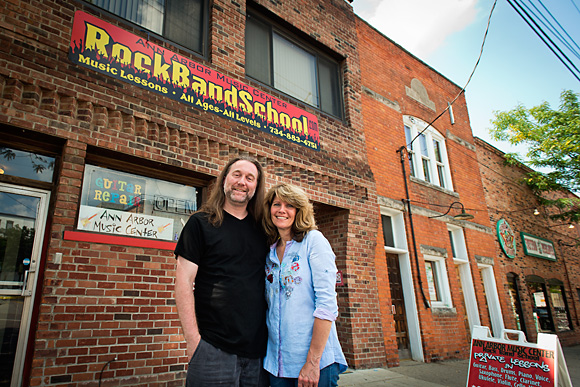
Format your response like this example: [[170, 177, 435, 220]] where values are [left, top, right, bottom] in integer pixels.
[[262, 183, 347, 387]]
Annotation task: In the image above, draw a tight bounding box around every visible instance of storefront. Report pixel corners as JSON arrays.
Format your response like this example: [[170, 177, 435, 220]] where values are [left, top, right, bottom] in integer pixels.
[[0, 0, 383, 385], [475, 138, 580, 348]]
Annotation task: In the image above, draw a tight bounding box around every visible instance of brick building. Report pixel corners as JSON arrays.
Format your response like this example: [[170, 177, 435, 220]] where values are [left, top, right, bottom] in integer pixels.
[[3, 1, 578, 386], [0, 1, 387, 385], [356, 18, 509, 366], [475, 138, 580, 346]]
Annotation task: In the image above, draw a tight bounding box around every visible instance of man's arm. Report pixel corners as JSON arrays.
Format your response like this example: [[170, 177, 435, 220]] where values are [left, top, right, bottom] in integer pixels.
[[175, 255, 202, 360]]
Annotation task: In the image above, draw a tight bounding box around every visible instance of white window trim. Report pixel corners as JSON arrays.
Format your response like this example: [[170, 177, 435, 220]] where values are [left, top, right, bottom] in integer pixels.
[[380, 207, 424, 362], [449, 225, 468, 263], [478, 263, 505, 338], [449, 225, 481, 332], [424, 254, 453, 309], [404, 115, 453, 191]]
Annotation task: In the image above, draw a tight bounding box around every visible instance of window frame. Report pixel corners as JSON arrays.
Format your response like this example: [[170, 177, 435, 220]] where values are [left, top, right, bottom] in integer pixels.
[[83, 0, 209, 57], [245, 10, 344, 119], [448, 226, 468, 263], [404, 116, 453, 190], [547, 282, 573, 332], [424, 254, 453, 308], [380, 209, 408, 254], [77, 164, 201, 243]]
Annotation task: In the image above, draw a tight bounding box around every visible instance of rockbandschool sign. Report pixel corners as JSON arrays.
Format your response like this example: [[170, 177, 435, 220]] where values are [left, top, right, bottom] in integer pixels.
[[68, 11, 320, 151]]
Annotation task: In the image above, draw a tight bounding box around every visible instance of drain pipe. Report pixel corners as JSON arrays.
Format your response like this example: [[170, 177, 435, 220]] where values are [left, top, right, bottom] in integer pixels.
[[398, 146, 431, 309]]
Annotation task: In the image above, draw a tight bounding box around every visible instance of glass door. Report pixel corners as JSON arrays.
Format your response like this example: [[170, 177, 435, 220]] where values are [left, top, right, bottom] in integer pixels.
[[0, 183, 49, 387]]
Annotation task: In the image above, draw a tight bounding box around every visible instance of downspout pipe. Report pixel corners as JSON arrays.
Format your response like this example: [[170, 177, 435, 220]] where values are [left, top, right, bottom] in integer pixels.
[[398, 146, 431, 309]]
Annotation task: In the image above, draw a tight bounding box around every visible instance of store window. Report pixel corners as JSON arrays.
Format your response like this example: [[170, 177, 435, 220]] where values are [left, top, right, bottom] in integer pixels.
[[424, 255, 452, 308], [403, 116, 453, 190], [86, 0, 208, 55], [506, 273, 527, 335], [0, 147, 55, 183], [77, 165, 199, 242], [526, 277, 555, 333], [246, 12, 344, 118], [547, 279, 573, 332]]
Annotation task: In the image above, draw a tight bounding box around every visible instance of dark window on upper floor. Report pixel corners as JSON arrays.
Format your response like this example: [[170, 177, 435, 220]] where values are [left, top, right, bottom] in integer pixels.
[[381, 215, 395, 248], [245, 12, 344, 119], [85, 0, 208, 56]]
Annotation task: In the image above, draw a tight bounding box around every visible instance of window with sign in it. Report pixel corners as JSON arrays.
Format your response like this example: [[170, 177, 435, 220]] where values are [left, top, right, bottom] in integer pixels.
[[424, 255, 453, 308], [77, 165, 200, 242], [245, 11, 344, 119], [404, 116, 453, 190], [85, 0, 208, 55]]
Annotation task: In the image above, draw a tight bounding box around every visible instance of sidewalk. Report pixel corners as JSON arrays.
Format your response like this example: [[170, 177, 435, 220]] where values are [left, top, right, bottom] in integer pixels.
[[338, 345, 580, 386]]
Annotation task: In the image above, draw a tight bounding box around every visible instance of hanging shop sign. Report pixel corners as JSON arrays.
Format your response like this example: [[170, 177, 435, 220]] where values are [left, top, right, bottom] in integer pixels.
[[68, 11, 319, 151], [497, 219, 516, 259], [521, 232, 557, 261]]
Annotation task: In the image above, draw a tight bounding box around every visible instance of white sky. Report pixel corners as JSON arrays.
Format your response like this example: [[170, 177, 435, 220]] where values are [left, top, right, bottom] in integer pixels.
[[352, 0, 580, 158]]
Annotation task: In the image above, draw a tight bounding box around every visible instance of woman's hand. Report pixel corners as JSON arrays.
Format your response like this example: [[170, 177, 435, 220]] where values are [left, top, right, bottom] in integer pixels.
[[298, 357, 321, 387]]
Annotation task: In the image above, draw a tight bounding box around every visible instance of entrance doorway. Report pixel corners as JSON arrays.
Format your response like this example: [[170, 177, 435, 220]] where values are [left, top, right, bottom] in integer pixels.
[[506, 273, 527, 336], [386, 253, 411, 359], [0, 183, 50, 387]]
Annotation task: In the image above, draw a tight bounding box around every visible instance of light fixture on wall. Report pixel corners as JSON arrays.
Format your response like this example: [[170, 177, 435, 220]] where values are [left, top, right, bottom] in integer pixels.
[[534, 208, 540, 216], [429, 201, 474, 221], [569, 224, 575, 229]]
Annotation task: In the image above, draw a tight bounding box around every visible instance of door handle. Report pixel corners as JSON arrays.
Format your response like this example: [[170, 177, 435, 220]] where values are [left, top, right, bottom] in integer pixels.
[[21, 270, 32, 296]]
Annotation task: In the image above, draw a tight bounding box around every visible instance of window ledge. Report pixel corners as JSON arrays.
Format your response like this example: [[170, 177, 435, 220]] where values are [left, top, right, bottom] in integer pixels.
[[431, 306, 457, 316], [64, 230, 177, 251], [410, 176, 459, 197]]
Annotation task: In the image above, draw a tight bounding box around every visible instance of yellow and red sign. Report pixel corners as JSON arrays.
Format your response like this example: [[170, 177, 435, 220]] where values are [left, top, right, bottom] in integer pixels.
[[68, 11, 319, 150]]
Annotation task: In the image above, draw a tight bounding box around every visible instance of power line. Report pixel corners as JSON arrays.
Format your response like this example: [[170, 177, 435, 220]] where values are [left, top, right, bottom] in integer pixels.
[[406, 0, 497, 148], [568, 0, 580, 18], [506, 0, 580, 82], [527, 0, 580, 60], [537, 0, 580, 59]]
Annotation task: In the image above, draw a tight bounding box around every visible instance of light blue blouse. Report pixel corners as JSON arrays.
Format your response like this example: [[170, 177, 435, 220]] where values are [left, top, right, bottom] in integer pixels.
[[264, 229, 348, 378]]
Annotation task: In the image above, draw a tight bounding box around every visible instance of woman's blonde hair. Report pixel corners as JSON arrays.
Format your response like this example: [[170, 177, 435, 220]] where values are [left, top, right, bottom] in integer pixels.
[[263, 183, 317, 245]]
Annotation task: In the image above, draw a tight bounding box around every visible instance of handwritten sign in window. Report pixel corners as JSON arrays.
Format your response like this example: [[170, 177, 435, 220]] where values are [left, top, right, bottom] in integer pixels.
[[78, 165, 199, 241]]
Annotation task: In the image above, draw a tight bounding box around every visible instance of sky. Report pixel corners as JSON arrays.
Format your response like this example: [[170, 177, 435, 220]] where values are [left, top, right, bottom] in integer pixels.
[[351, 0, 580, 158]]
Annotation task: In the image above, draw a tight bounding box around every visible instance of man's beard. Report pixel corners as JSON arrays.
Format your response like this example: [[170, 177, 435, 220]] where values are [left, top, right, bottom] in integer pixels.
[[225, 186, 254, 204]]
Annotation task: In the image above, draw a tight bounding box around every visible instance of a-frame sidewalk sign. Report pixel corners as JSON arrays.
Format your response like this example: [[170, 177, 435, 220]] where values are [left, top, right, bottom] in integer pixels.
[[466, 326, 573, 387]]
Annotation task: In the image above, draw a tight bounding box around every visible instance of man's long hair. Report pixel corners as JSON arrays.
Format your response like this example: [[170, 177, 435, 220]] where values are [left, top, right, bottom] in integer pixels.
[[199, 156, 265, 227]]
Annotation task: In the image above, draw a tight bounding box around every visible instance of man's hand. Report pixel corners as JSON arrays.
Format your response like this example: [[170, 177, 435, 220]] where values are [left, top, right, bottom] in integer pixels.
[[187, 333, 202, 361]]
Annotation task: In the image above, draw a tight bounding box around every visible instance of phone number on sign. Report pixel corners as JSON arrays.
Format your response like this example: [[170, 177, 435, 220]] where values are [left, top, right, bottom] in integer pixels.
[[269, 127, 318, 150]]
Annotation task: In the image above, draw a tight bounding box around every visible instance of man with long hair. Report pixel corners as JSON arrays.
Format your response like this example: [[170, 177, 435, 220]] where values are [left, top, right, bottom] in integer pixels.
[[174, 156, 269, 386]]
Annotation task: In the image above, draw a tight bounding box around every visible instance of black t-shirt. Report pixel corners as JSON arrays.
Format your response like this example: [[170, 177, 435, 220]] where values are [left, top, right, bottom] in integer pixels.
[[174, 210, 269, 358]]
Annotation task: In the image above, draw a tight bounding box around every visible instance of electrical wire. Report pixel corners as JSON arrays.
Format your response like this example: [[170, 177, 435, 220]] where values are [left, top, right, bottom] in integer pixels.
[[522, 0, 580, 60], [513, 0, 580, 68], [506, 0, 580, 82], [537, 0, 580, 59], [406, 0, 497, 148], [569, 0, 580, 17]]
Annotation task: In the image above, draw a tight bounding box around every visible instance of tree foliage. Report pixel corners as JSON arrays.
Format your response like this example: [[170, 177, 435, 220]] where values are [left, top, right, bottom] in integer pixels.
[[490, 89, 580, 223]]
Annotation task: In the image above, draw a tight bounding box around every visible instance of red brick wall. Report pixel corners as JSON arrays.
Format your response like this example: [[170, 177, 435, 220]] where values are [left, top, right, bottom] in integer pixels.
[[356, 17, 502, 364], [475, 138, 580, 346], [0, 0, 386, 385]]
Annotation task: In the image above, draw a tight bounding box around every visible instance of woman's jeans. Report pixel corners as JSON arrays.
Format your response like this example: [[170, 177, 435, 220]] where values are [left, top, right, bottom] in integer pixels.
[[268, 363, 341, 387]]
